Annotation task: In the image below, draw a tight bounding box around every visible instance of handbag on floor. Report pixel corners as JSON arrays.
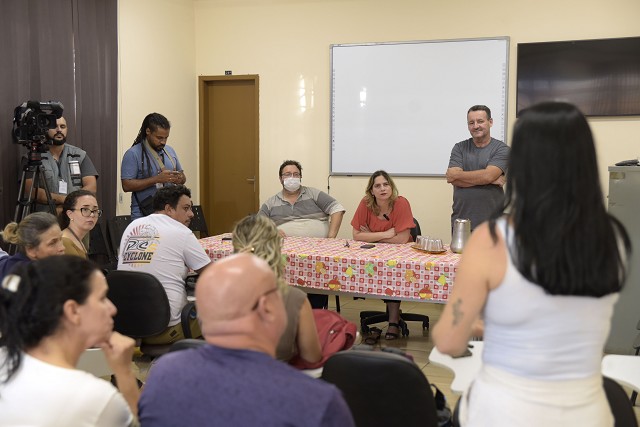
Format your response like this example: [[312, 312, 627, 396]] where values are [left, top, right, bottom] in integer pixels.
[[290, 309, 357, 369], [432, 384, 453, 427]]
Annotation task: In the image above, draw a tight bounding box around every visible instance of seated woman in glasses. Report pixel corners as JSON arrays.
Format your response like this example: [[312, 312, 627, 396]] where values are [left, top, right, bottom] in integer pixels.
[[0, 256, 139, 426], [0, 212, 65, 280], [59, 190, 101, 258], [232, 214, 322, 365], [351, 170, 416, 340]]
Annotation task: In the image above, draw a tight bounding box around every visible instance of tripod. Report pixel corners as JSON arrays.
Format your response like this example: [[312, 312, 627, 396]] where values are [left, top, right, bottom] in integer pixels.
[[14, 146, 57, 223], [9, 147, 56, 255]]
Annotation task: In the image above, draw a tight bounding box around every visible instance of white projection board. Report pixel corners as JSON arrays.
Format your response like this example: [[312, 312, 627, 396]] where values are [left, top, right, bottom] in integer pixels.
[[330, 37, 509, 176]]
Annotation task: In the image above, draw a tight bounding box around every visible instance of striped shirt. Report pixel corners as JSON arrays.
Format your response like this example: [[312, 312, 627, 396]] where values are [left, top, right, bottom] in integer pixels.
[[259, 187, 345, 237]]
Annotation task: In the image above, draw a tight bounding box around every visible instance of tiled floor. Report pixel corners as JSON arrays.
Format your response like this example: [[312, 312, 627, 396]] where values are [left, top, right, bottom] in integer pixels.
[[131, 297, 640, 423]]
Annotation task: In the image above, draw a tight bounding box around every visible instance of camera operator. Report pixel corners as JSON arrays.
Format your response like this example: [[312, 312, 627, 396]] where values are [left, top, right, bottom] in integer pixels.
[[22, 116, 98, 214]]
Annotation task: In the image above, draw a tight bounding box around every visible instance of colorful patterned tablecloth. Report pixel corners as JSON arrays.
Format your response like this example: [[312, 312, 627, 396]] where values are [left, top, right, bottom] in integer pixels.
[[200, 235, 461, 304]]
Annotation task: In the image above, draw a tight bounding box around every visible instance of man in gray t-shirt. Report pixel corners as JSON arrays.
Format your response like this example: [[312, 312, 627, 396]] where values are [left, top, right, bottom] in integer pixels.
[[446, 105, 510, 231]]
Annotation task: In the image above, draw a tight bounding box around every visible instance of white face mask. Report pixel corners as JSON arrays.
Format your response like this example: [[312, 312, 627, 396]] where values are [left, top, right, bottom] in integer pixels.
[[283, 177, 301, 192]]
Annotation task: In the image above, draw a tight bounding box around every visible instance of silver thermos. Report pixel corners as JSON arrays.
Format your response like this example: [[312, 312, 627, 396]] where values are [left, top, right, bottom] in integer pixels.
[[450, 218, 471, 254]]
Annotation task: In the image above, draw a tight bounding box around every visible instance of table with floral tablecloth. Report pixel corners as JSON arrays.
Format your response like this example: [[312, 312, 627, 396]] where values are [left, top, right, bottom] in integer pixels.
[[200, 234, 460, 304]]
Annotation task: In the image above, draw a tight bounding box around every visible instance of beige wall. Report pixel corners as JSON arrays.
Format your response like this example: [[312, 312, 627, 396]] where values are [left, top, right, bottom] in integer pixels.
[[117, 0, 197, 213], [120, 0, 640, 239]]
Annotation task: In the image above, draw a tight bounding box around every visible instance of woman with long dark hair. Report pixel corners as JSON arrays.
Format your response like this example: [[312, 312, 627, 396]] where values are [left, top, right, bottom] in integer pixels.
[[433, 102, 630, 426], [0, 256, 140, 426]]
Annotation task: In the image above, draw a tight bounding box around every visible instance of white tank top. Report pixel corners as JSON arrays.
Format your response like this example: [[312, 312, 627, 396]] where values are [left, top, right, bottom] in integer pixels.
[[482, 218, 618, 380]]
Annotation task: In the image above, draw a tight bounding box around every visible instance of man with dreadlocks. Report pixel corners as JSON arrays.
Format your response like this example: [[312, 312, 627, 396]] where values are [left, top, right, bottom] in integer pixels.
[[121, 113, 186, 219]]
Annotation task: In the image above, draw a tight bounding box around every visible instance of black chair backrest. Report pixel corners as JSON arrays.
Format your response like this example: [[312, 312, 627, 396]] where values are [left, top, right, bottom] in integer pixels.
[[107, 215, 132, 258], [189, 205, 209, 238], [410, 217, 421, 242], [603, 376, 639, 427], [87, 220, 116, 271], [106, 270, 170, 338], [321, 350, 440, 427]]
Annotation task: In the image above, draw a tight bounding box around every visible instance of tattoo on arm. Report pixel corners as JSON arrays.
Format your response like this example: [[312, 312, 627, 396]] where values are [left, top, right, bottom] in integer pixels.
[[452, 298, 463, 326]]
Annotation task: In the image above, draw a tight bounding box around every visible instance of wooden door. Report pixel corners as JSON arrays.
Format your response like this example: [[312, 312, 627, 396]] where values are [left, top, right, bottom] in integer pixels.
[[198, 76, 259, 235]]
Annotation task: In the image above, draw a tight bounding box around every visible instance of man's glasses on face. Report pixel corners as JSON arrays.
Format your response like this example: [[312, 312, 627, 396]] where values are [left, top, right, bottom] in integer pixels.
[[72, 208, 103, 217], [281, 173, 301, 178]]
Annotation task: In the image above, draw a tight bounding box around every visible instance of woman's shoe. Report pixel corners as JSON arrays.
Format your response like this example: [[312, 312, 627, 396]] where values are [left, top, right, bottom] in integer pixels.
[[385, 322, 401, 340], [364, 327, 382, 345]]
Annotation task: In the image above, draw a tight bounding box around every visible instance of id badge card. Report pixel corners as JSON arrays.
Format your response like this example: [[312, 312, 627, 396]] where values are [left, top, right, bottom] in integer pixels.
[[59, 179, 68, 195]]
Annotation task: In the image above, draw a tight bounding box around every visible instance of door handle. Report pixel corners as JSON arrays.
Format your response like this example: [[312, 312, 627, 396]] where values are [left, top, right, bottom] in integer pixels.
[[246, 176, 256, 192]]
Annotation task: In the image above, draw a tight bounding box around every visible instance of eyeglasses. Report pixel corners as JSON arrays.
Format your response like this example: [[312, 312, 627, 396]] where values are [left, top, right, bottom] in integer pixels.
[[281, 172, 301, 178], [251, 287, 280, 310], [71, 208, 103, 217]]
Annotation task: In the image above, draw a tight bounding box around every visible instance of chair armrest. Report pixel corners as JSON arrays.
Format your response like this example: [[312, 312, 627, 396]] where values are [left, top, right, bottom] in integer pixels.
[[180, 301, 196, 339], [185, 273, 198, 298]]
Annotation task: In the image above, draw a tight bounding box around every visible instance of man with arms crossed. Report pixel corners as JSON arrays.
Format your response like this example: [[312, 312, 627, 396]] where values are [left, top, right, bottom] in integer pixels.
[[446, 105, 510, 231], [139, 253, 355, 427], [23, 116, 98, 214], [117, 185, 210, 344]]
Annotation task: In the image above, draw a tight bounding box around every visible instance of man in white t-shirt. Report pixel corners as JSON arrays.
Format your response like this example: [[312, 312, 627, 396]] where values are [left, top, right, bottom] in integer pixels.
[[117, 185, 211, 344]]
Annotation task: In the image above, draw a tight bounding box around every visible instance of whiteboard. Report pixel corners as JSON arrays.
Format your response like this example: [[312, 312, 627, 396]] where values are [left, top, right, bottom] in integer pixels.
[[330, 37, 509, 176]]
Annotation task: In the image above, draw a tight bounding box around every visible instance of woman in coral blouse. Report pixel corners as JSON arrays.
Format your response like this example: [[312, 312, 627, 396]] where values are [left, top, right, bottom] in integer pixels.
[[351, 170, 415, 340]]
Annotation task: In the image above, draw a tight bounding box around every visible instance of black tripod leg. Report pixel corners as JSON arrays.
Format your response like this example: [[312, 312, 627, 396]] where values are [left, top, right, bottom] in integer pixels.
[[14, 167, 34, 223], [34, 167, 57, 216], [14, 164, 57, 223]]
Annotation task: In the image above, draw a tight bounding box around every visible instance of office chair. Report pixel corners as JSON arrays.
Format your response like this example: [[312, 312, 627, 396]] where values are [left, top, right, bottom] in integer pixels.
[[359, 218, 430, 336], [87, 220, 117, 272], [321, 349, 440, 427], [189, 205, 209, 238], [602, 354, 640, 411], [603, 376, 639, 427], [632, 319, 640, 405], [446, 377, 636, 427], [106, 270, 195, 358], [107, 215, 132, 259]]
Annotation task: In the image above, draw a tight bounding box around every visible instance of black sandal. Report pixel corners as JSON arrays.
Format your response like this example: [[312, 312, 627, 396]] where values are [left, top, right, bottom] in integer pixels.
[[364, 327, 382, 345], [385, 322, 401, 340]]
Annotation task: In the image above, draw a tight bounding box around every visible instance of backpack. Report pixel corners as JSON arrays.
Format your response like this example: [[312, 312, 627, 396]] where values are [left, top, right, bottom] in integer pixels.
[[290, 309, 357, 369]]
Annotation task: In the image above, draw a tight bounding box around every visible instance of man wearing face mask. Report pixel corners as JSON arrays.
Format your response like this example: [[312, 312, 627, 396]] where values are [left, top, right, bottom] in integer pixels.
[[259, 160, 346, 308], [22, 116, 99, 214], [260, 160, 345, 239]]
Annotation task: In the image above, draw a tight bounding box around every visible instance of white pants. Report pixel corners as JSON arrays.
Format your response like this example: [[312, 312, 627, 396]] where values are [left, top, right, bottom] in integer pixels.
[[459, 365, 613, 427]]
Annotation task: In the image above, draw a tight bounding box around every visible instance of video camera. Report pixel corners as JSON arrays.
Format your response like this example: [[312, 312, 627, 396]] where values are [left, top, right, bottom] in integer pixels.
[[12, 101, 64, 151]]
